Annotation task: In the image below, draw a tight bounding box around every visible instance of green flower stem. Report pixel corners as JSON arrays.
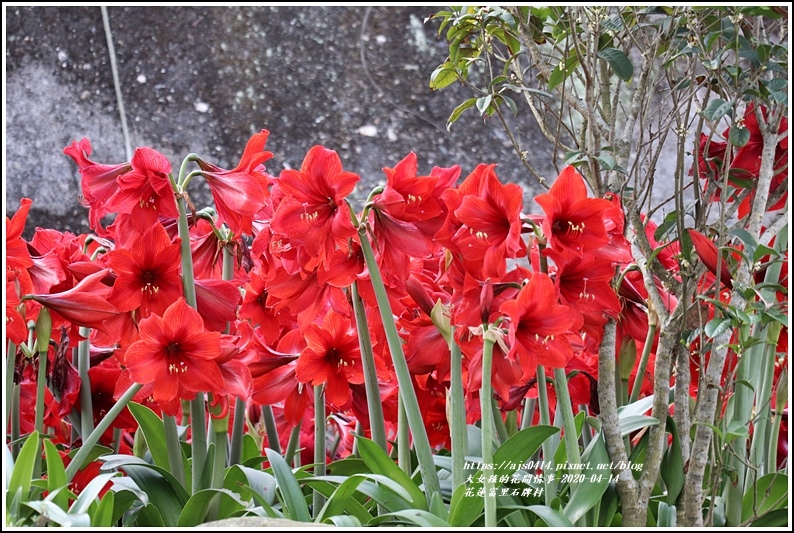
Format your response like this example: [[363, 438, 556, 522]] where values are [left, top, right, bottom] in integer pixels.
[[536, 366, 557, 505], [176, 196, 198, 308], [358, 229, 441, 500], [77, 327, 94, 440], [219, 241, 248, 470], [351, 282, 387, 451], [163, 414, 186, 488], [229, 398, 247, 466], [208, 411, 229, 521], [449, 336, 467, 491], [190, 395, 209, 493], [177, 154, 200, 188], [481, 338, 497, 527], [313, 385, 327, 517], [397, 395, 411, 475], [629, 322, 657, 404], [11, 379, 21, 459], [748, 322, 782, 479], [112, 428, 122, 454], [262, 405, 281, 455], [176, 194, 207, 494], [553, 367, 583, 477], [491, 396, 508, 445], [6, 340, 16, 423], [66, 382, 143, 482], [284, 421, 302, 466], [769, 369, 787, 476], [723, 321, 755, 526], [521, 398, 536, 430], [33, 343, 49, 479]]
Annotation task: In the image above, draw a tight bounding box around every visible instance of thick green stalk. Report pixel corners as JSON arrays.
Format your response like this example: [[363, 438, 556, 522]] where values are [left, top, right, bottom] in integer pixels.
[[163, 414, 186, 487], [229, 398, 247, 466], [769, 368, 786, 476], [481, 338, 497, 527], [6, 340, 16, 423], [536, 366, 557, 504], [397, 395, 411, 475], [748, 322, 782, 479], [176, 196, 198, 308], [284, 422, 302, 466], [189, 381, 208, 486], [176, 194, 207, 493], [207, 413, 229, 521], [723, 323, 754, 526], [262, 405, 281, 455], [491, 397, 508, 445], [313, 385, 327, 517], [449, 337, 467, 491], [351, 282, 387, 451], [554, 367, 583, 477], [11, 380, 21, 459], [66, 382, 143, 481], [33, 343, 49, 479], [521, 397, 536, 430], [358, 230, 441, 499], [77, 327, 94, 440]]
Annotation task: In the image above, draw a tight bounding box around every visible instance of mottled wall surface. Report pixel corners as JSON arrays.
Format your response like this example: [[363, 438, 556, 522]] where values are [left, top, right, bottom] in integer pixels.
[[6, 6, 558, 236]]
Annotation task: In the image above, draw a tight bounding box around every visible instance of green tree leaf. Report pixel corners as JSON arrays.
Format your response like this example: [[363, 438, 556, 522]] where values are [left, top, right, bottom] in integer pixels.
[[701, 98, 733, 122], [430, 65, 459, 90], [729, 124, 751, 147], [447, 98, 478, 130], [597, 47, 634, 81]]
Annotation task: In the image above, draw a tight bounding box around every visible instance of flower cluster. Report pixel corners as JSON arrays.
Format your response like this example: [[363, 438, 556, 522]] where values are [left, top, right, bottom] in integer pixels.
[[5, 115, 785, 459]]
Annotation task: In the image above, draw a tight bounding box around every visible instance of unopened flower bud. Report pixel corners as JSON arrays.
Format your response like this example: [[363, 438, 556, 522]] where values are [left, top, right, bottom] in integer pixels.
[[35, 308, 52, 354], [480, 278, 494, 324]]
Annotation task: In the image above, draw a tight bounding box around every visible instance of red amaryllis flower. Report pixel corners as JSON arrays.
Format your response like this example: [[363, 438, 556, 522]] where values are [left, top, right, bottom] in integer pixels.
[[500, 273, 575, 373], [197, 130, 273, 236], [249, 328, 310, 427], [271, 146, 359, 267], [545, 248, 621, 346], [375, 153, 443, 223], [535, 166, 612, 257], [106, 147, 178, 234], [452, 165, 524, 278], [28, 269, 119, 332], [194, 278, 242, 332], [295, 311, 364, 408], [7, 198, 34, 293], [63, 138, 132, 234], [107, 223, 182, 318], [125, 298, 223, 404], [687, 229, 734, 289]]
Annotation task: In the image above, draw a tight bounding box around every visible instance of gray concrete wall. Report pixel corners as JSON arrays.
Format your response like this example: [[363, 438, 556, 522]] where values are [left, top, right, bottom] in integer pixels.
[[6, 6, 558, 237]]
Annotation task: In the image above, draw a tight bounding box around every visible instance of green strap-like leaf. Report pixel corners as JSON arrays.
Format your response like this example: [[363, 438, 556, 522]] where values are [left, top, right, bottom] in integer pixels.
[[127, 402, 170, 471], [527, 505, 575, 527], [564, 432, 610, 522], [356, 437, 425, 508], [177, 488, 248, 526], [43, 438, 69, 511], [7, 431, 38, 507], [265, 448, 311, 523], [92, 491, 115, 527]]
